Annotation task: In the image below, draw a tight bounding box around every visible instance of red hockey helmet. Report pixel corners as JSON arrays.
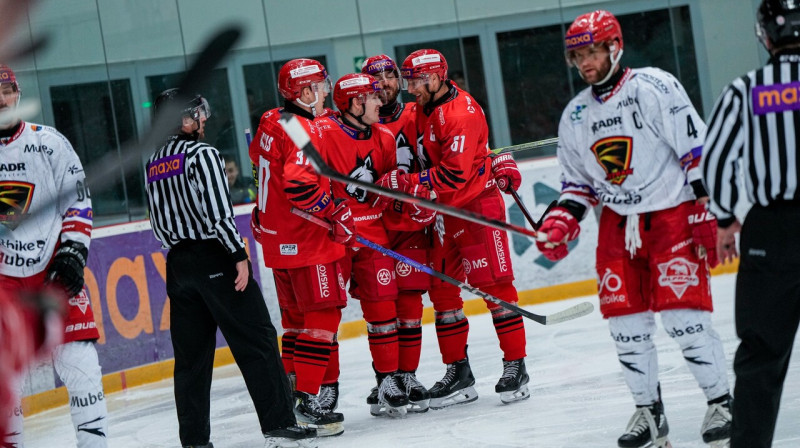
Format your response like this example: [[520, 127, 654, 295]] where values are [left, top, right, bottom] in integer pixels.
[[564, 10, 623, 62], [361, 54, 400, 79], [400, 49, 448, 86], [0, 65, 19, 91], [277, 58, 331, 101], [333, 73, 382, 112]]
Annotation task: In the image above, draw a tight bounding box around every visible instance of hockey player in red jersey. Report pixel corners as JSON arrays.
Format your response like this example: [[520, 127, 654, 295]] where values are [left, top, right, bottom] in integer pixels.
[[317, 72, 436, 417], [374, 50, 530, 408], [249, 58, 355, 436], [0, 64, 108, 447], [360, 54, 432, 413], [537, 11, 732, 448]]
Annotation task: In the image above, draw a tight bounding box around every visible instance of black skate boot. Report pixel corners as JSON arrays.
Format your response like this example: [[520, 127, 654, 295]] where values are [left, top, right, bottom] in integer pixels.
[[317, 382, 339, 413], [397, 370, 430, 412], [182, 444, 213, 448], [263, 424, 317, 448], [293, 391, 344, 437], [701, 395, 732, 447], [376, 371, 409, 418], [494, 358, 531, 404], [429, 357, 478, 410], [366, 385, 385, 416], [618, 400, 671, 448]]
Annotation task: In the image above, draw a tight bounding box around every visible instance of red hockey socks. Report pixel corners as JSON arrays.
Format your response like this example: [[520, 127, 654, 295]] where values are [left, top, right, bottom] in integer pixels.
[[434, 308, 470, 364], [361, 300, 399, 373], [294, 308, 340, 395], [484, 282, 526, 361], [396, 291, 424, 372]]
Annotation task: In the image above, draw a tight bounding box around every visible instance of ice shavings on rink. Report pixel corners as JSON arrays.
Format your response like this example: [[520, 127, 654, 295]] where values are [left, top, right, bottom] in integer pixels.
[[24, 273, 800, 447]]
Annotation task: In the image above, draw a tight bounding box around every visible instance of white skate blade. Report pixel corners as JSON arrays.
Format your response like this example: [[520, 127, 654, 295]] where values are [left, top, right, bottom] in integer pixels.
[[369, 402, 386, 416], [429, 386, 479, 410], [643, 437, 671, 448], [264, 436, 318, 448], [408, 398, 430, 413], [297, 421, 343, 437], [707, 439, 729, 448], [499, 384, 531, 404], [384, 404, 408, 419]]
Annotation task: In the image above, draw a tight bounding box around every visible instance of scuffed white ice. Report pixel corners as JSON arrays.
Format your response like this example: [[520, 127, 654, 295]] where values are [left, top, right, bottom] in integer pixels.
[[24, 274, 800, 447]]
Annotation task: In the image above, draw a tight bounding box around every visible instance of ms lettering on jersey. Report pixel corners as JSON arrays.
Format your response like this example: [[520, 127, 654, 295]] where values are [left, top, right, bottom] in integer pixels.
[[657, 257, 700, 299], [591, 136, 634, 185], [147, 153, 185, 183]]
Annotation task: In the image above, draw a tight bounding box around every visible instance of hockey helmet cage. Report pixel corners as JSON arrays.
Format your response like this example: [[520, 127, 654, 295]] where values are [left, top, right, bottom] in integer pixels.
[[333, 73, 382, 112], [564, 10, 623, 62], [278, 58, 331, 101], [757, 0, 800, 49]]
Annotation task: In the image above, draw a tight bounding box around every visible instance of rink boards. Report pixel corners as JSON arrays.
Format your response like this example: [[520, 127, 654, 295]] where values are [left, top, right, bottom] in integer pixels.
[[20, 156, 738, 415]]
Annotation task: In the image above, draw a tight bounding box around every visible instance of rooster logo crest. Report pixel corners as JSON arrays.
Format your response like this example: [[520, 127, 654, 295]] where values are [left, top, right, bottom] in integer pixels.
[[592, 136, 634, 185]]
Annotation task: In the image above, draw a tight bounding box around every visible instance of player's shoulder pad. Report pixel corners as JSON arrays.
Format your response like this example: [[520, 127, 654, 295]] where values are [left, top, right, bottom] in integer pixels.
[[631, 67, 678, 97]]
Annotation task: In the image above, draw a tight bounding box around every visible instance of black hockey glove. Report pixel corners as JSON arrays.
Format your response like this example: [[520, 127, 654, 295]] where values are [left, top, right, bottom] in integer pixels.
[[45, 240, 88, 298]]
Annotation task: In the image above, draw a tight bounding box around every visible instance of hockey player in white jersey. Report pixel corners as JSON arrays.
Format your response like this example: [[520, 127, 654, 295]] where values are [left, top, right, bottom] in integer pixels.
[[0, 64, 108, 447], [535, 11, 732, 448]]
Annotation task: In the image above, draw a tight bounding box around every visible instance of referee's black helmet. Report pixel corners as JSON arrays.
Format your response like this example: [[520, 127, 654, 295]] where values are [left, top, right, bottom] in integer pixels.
[[154, 88, 211, 123], [757, 0, 800, 49]]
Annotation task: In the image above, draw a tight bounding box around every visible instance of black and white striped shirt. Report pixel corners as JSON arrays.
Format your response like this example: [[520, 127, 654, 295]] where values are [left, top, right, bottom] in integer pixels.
[[703, 50, 800, 226], [145, 134, 246, 261]]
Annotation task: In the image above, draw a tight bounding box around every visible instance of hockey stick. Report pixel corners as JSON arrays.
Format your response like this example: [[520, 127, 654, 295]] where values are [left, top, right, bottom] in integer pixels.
[[510, 192, 556, 232], [291, 207, 594, 325], [0, 26, 242, 241], [491, 137, 559, 155], [278, 113, 542, 240]]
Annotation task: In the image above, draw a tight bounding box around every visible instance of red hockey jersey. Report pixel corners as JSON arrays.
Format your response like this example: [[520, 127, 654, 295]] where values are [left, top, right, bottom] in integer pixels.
[[315, 116, 397, 246], [249, 108, 345, 269], [410, 85, 492, 208]]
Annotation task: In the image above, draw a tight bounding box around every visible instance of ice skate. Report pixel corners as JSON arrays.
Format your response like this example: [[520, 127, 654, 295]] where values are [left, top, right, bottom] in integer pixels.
[[701, 396, 732, 447], [376, 371, 409, 418], [429, 357, 478, 410], [287, 372, 297, 392], [183, 444, 214, 448], [263, 424, 317, 448], [494, 358, 530, 404], [618, 401, 671, 448], [317, 382, 339, 413], [397, 370, 430, 412], [293, 391, 344, 437], [366, 385, 386, 416]]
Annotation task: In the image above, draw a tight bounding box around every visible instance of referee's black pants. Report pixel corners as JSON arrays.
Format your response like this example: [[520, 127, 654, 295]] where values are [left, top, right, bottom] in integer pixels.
[[166, 240, 295, 446], [731, 204, 800, 448]]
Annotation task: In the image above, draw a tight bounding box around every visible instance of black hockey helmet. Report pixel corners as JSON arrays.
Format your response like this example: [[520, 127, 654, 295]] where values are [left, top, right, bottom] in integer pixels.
[[154, 87, 211, 123], [757, 0, 800, 49]]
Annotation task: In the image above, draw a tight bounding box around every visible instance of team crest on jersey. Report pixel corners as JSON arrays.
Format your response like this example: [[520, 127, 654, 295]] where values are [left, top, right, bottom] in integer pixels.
[[346, 151, 377, 203], [657, 257, 700, 299], [69, 289, 91, 314], [0, 181, 34, 230], [591, 136, 634, 185]]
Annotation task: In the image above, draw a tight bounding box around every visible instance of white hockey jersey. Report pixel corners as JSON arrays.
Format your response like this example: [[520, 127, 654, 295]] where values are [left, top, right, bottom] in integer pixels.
[[557, 67, 706, 216], [0, 122, 92, 277]]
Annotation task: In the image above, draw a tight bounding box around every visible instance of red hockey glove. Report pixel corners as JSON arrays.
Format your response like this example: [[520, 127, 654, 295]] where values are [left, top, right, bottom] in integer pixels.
[[250, 208, 263, 243], [535, 207, 580, 261], [325, 200, 357, 247], [491, 153, 521, 193], [372, 169, 414, 210], [406, 184, 437, 225], [688, 201, 720, 268]]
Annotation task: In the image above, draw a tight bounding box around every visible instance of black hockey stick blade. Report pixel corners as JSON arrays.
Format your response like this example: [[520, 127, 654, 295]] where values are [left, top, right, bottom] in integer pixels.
[[85, 26, 242, 198], [278, 112, 540, 240], [291, 206, 593, 326]]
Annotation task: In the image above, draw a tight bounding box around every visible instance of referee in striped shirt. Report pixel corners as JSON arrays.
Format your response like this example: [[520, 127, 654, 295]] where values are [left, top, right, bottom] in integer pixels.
[[702, 1, 800, 447], [145, 88, 314, 447]]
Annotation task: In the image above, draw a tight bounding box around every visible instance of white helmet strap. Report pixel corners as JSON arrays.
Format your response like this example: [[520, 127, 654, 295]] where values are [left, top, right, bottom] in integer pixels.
[[593, 45, 624, 86]]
